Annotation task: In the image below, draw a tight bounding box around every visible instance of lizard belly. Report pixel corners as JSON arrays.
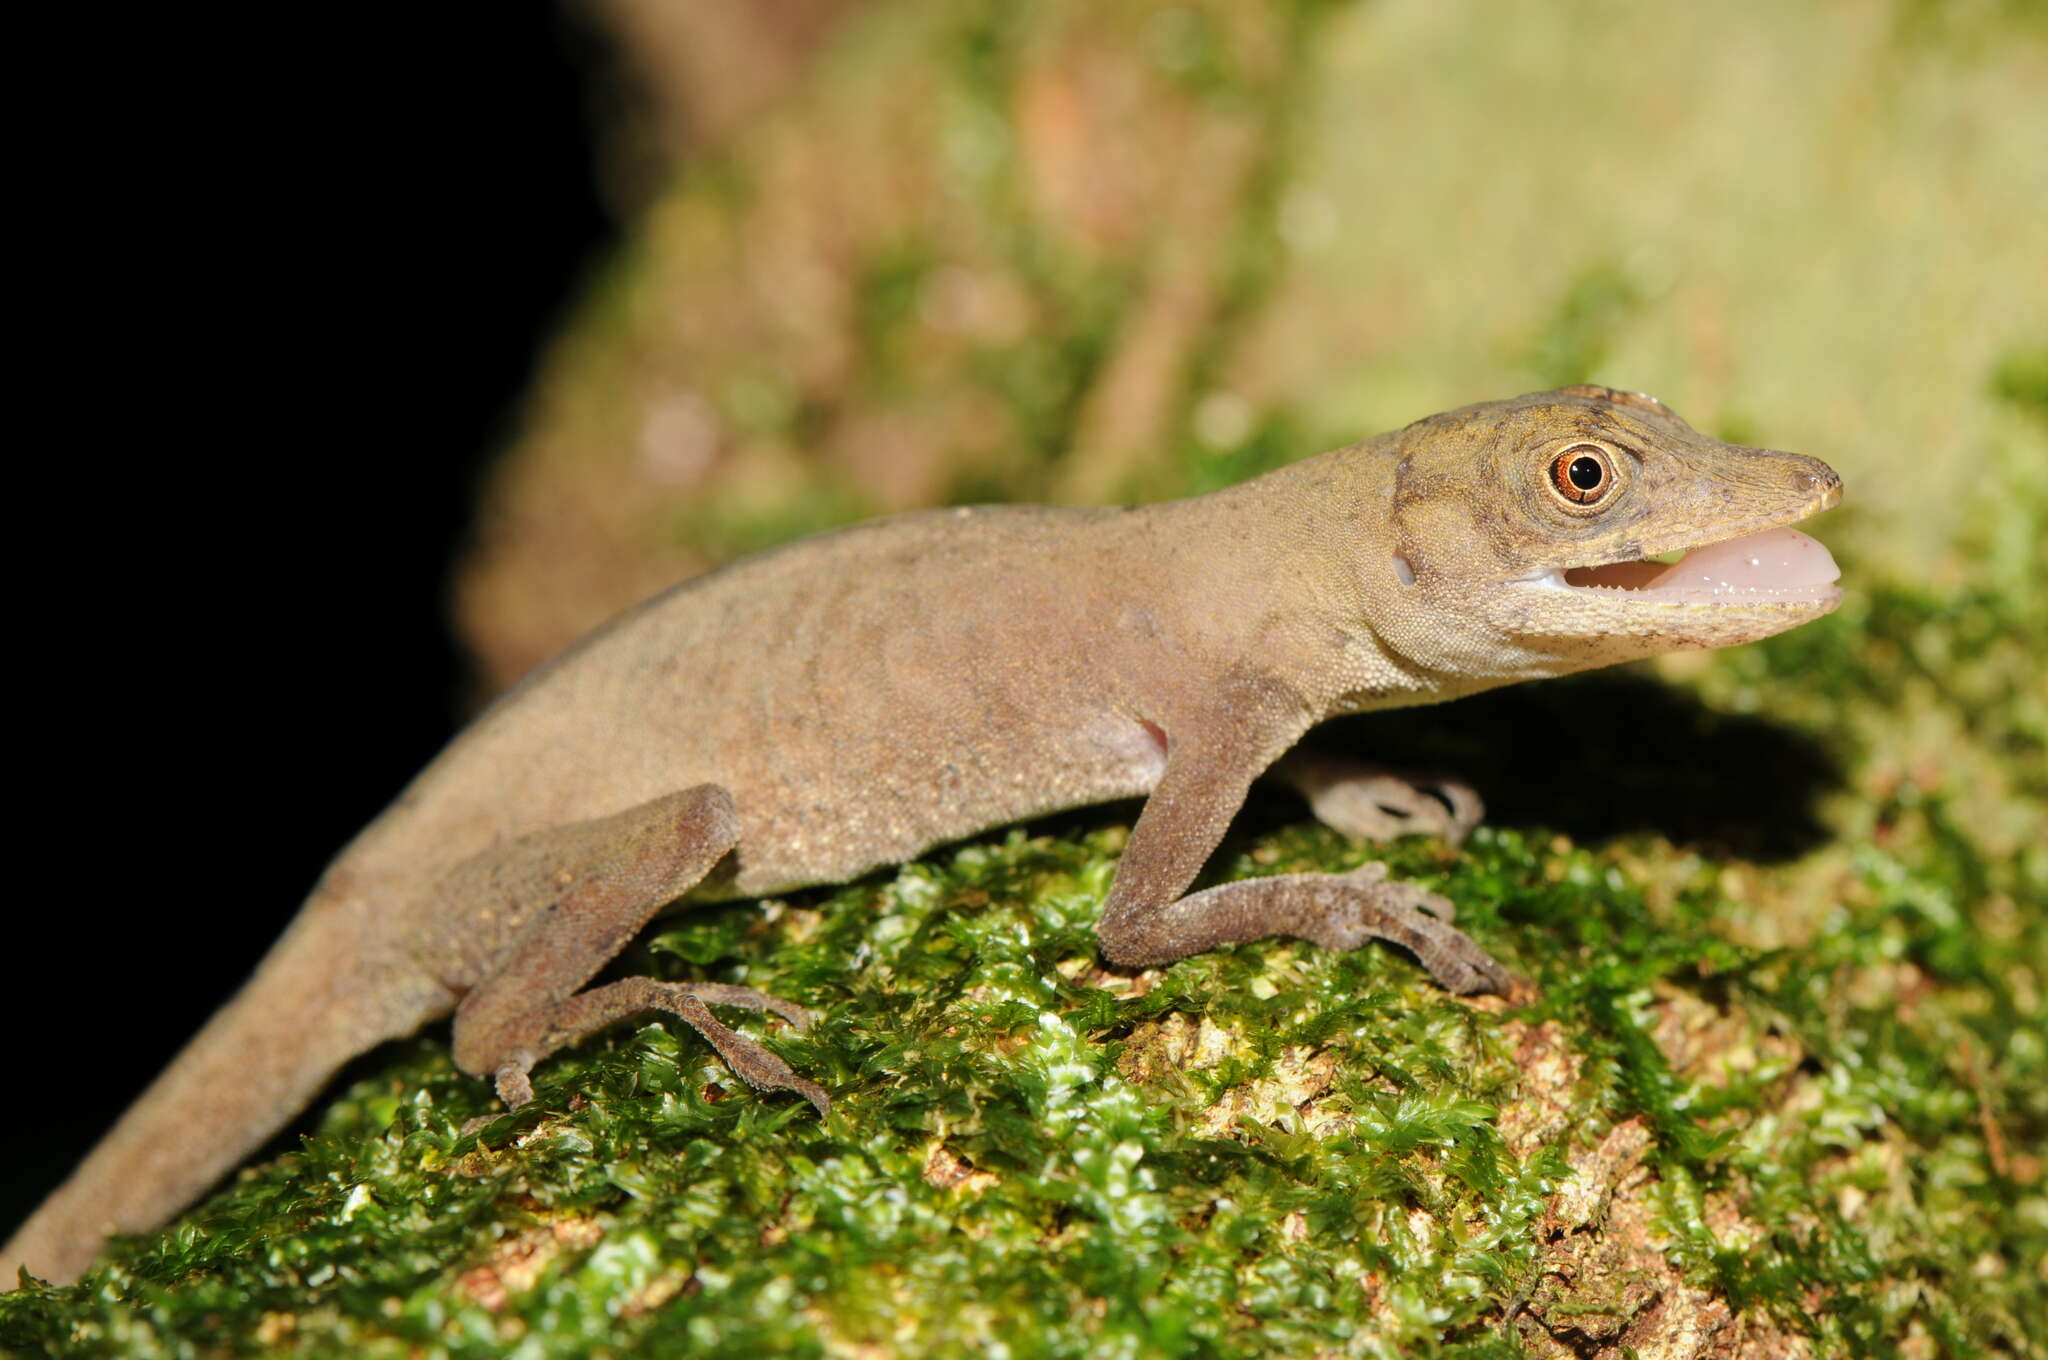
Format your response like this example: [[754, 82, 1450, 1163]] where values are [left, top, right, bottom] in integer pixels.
[[713, 703, 1169, 896]]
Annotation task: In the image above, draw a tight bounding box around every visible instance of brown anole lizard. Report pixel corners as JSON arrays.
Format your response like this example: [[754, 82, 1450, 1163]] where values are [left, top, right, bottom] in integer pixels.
[[3, 385, 1843, 1285]]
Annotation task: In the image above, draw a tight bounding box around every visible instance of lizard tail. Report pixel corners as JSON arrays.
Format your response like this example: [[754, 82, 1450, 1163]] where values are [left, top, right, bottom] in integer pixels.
[[2, 893, 452, 1287]]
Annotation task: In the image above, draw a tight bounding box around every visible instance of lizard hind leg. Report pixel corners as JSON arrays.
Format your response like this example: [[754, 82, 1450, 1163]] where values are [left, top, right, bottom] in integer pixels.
[[443, 784, 829, 1119]]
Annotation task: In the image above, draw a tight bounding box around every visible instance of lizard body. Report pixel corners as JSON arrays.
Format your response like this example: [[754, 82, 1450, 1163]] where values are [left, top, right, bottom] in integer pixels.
[[4, 386, 1842, 1285]]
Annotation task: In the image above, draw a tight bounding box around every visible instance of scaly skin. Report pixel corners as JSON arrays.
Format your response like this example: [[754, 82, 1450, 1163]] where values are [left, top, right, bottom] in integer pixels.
[[3, 385, 1841, 1286]]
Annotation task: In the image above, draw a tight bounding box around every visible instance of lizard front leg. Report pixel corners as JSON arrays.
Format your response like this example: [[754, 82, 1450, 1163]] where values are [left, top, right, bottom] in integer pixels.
[[1094, 735, 1511, 994], [439, 785, 829, 1118]]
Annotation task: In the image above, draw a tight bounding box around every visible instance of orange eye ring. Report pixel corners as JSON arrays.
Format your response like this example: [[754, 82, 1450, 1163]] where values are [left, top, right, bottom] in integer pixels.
[[1550, 445, 1615, 505]]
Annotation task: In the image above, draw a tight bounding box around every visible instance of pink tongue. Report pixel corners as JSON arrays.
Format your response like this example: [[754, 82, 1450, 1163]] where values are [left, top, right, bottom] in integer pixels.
[[1639, 527, 1840, 597]]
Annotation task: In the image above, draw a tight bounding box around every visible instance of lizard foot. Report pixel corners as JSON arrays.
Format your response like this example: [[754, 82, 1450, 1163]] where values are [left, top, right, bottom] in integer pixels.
[[456, 977, 830, 1120], [1097, 863, 1513, 996], [1278, 752, 1485, 848], [669, 991, 832, 1119], [494, 1057, 536, 1110], [1308, 865, 1513, 995]]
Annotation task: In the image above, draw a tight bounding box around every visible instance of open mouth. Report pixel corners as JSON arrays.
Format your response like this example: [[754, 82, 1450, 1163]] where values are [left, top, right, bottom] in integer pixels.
[[1522, 525, 1842, 604]]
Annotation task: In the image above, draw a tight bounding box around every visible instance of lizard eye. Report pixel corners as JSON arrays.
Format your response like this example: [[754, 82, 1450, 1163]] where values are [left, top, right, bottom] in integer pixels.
[[1549, 445, 1616, 506]]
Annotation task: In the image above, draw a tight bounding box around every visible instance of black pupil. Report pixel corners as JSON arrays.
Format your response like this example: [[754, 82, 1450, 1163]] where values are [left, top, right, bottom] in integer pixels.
[[1567, 455, 1604, 491]]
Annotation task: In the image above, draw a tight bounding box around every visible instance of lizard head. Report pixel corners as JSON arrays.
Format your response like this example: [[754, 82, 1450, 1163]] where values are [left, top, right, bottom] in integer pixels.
[[1377, 385, 1842, 683]]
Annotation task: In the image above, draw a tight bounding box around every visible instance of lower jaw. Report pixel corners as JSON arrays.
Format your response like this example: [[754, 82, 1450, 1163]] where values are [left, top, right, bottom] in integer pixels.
[[1499, 585, 1844, 647], [1552, 580, 1845, 610]]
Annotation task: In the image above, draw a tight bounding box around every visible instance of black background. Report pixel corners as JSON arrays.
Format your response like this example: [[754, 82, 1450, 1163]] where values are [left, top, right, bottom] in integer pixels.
[[9, 8, 611, 1236]]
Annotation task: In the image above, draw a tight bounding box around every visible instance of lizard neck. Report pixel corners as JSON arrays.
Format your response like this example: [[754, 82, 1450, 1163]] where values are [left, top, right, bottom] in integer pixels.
[[1143, 435, 1480, 722]]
